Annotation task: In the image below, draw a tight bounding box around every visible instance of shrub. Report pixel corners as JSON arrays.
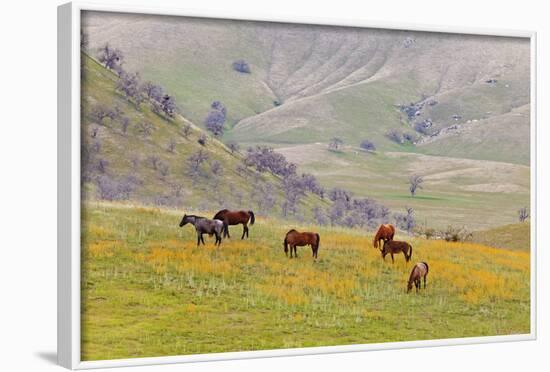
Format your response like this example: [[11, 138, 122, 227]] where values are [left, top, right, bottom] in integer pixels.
[[232, 60, 251, 73], [386, 129, 403, 144], [359, 139, 376, 152]]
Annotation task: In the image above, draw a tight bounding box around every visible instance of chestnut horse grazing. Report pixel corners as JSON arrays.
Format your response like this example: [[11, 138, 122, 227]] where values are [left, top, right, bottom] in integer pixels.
[[407, 262, 429, 293], [373, 224, 395, 249], [283, 229, 320, 259], [213, 209, 255, 239], [381, 239, 412, 263]]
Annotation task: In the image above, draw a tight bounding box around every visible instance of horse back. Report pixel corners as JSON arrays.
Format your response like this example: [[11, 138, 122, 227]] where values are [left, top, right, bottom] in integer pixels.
[[213, 209, 229, 220]]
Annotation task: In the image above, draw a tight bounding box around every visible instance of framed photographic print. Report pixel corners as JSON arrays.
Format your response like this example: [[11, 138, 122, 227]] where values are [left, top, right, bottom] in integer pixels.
[[58, 2, 537, 369]]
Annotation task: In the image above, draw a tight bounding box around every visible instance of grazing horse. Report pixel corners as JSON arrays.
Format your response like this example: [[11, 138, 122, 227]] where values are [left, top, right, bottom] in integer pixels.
[[381, 239, 412, 263], [283, 229, 320, 259], [407, 262, 429, 293], [179, 214, 224, 247], [213, 209, 255, 239], [373, 224, 395, 249]]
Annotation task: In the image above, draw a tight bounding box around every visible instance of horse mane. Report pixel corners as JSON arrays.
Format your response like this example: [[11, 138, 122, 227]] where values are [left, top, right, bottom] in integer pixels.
[[286, 229, 297, 235], [213, 209, 229, 220], [186, 214, 205, 219]]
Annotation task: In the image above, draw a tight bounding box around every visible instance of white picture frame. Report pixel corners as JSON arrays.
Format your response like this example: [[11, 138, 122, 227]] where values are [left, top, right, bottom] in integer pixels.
[[58, 2, 537, 369]]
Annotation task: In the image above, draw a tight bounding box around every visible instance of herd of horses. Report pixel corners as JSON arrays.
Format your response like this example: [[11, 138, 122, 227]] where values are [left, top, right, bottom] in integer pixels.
[[178, 212, 428, 293]]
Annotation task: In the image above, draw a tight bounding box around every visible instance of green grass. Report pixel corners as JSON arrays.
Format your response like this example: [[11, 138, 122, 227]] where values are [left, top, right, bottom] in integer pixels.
[[81, 203, 530, 360], [471, 222, 531, 251]]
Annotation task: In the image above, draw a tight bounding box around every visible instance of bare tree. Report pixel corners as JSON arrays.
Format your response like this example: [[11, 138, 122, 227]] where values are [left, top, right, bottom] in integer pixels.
[[137, 121, 153, 138], [167, 138, 177, 153], [187, 150, 209, 181], [147, 155, 161, 170], [227, 142, 240, 154], [120, 116, 130, 135], [409, 174, 424, 197], [97, 43, 124, 71], [394, 207, 415, 234], [386, 129, 403, 144], [181, 124, 192, 139], [518, 207, 530, 222]]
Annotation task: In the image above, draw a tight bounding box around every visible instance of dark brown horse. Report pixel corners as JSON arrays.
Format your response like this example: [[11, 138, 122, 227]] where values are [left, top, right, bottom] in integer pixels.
[[381, 239, 412, 263], [283, 229, 320, 259], [407, 262, 429, 293], [213, 209, 255, 239], [373, 224, 395, 249]]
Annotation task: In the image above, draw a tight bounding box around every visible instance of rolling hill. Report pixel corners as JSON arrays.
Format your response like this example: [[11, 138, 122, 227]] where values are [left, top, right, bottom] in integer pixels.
[[81, 11, 531, 231], [82, 11, 530, 164], [80, 53, 328, 216]]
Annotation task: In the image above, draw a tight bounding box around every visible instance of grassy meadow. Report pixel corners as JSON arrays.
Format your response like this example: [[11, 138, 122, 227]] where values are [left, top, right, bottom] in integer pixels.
[[81, 202, 530, 361]]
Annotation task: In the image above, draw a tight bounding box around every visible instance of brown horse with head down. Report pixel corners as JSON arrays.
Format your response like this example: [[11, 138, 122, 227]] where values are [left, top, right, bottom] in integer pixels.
[[283, 229, 320, 259], [373, 224, 395, 249], [381, 239, 412, 263], [213, 209, 255, 239]]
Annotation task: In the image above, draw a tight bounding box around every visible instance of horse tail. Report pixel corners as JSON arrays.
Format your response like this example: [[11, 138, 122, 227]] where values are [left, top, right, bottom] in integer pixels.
[[316, 233, 320, 247], [407, 244, 413, 262], [249, 211, 255, 225], [423, 261, 429, 274], [283, 235, 289, 254]]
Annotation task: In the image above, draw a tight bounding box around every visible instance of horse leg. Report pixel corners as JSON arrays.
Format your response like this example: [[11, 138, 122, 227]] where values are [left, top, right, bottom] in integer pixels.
[[225, 220, 230, 238], [201, 234, 205, 245], [241, 223, 247, 240], [382, 251, 386, 261], [197, 234, 201, 247], [424, 275, 427, 289], [245, 224, 249, 238], [294, 246, 298, 258], [391, 253, 395, 264], [289, 245, 293, 258]]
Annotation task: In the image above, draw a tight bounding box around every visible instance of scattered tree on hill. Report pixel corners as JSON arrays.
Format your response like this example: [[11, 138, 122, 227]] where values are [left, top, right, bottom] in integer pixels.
[[232, 59, 251, 73], [167, 138, 177, 153], [181, 123, 192, 139], [198, 133, 207, 146], [227, 142, 240, 154], [91, 103, 116, 125], [251, 181, 276, 215], [402, 132, 417, 143], [116, 71, 143, 106], [187, 150, 209, 181], [210, 160, 223, 178], [360, 139, 376, 152], [80, 30, 89, 50], [244, 146, 296, 177], [518, 207, 529, 222], [120, 116, 130, 135], [137, 121, 153, 138], [281, 174, 307, 217], [147, 155, 161, 170], [312, 206, 330, 226], [97, 158, 109, 174], [97, 43, 124, 71], [205, 101, 227, 136], [408, 174, 424, 197], [90, 127, 99, 138], [141, 81, 164, 102], [95, 175, 135, 201], [394, 207, 415, 234], [386, 129, 403, 144], [157, 161, 170, 179], [329, 137, 344, 151], [160, 94, 176, 117]]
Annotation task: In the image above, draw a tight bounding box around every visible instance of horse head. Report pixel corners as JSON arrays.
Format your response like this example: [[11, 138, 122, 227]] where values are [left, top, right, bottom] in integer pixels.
[[179, 214, 189, 227]]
